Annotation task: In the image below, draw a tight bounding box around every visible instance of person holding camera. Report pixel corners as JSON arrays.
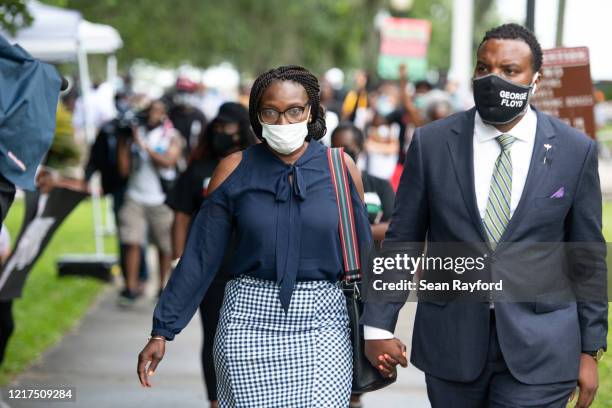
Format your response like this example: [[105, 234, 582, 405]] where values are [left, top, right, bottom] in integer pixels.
[[84, 109, 151, 293], [117, 100, 182, 305]]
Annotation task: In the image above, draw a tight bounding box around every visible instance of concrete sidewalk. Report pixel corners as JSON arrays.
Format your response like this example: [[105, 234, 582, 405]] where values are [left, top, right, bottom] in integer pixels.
[[1, 283, 429, 407], [362, 303, 430, 407], [1, 287, 208, 407]]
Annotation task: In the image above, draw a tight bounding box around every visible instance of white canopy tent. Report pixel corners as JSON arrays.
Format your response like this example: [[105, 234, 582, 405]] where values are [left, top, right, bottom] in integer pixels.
[[4, 0, 82, 62], [79, 20, 123, 55], [4, 1, 123, 85]]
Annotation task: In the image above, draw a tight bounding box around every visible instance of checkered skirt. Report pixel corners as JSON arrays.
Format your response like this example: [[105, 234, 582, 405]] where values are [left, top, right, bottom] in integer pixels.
[[213, 275, 352, 407]]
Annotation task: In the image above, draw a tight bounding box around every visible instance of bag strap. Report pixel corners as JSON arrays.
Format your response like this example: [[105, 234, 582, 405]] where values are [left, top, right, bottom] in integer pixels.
[[327, 147, 361, 282]]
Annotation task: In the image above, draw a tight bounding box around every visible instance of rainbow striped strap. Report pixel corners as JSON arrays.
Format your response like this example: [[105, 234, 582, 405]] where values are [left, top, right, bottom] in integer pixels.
[[327, 147, 362, 282]]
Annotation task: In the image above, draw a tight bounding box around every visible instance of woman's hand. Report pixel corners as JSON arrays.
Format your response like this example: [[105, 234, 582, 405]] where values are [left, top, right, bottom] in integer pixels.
[[137, 337, 166, 387], [364, 338, 408, 378]]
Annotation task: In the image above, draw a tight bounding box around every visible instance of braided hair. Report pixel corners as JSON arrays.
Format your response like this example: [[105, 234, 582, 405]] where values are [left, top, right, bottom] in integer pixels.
[[249, 65, 326, 141]]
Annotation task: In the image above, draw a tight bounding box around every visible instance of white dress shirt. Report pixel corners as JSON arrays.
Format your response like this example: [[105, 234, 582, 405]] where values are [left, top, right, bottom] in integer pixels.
[[364, 108, 538, 340]]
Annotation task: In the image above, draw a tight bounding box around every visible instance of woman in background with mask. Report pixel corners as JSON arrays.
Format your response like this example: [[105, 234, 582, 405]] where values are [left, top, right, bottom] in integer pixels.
[[364, 112, 401, 180], [165, 102, 255, 408], [138, 65, 375, 407]]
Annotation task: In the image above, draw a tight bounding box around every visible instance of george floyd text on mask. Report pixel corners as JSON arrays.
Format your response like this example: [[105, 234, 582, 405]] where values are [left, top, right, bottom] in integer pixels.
[[472, 73, 539, 124]]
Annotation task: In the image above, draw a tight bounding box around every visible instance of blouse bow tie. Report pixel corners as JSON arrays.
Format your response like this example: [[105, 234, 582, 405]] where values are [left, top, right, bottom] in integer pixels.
[[275, 165, 307, 202], [274, 164, 306, 312]]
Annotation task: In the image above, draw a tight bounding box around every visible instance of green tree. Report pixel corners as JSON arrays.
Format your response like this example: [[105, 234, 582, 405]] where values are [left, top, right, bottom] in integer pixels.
[[37, 0, 497, 78], [41, 0, 381, 76], [0, 0, 33, 35]]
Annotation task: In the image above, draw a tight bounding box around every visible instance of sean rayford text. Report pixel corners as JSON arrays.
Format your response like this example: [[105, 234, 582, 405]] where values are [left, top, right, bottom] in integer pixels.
[[372, 279, 503, 293], [371, 254, 486, 275]]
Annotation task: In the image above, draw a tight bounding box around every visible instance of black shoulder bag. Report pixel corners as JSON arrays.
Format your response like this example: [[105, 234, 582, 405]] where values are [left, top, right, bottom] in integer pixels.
[[327, 147, 396, 394]]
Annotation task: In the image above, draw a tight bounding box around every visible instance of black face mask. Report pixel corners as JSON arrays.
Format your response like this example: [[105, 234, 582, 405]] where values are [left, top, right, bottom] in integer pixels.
[[211, 132, 239, 157], [472, 74, 536, 125]]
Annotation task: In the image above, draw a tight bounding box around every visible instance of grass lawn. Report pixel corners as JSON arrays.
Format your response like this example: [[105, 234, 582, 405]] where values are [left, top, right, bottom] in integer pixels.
[[594, 201, 612, 407], [0, 198, 115, 385]]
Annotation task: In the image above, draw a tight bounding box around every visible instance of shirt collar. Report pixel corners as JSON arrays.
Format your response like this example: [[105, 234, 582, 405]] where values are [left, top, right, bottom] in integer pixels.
[[474, 107, 537, 144]]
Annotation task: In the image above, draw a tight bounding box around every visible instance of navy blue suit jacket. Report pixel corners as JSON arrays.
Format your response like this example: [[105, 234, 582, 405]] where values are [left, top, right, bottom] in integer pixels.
[[361, 108, 608, 384]]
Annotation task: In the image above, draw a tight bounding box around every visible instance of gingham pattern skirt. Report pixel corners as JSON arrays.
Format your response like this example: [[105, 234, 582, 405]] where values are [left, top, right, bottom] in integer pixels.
[[213, 275, 352, 407]]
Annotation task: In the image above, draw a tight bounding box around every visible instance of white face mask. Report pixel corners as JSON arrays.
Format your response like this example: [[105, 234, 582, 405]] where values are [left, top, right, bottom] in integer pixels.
[[260, 110, 310, 155]]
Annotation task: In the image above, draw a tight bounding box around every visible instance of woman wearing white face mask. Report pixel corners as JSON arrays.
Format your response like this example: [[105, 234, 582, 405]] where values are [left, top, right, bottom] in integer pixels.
[[364, 112, 401, 180], [138, 66, 376, 407]]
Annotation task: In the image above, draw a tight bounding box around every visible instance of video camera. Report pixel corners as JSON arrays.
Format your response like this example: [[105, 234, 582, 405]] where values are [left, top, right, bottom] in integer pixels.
[[115, 110, 142, 138]]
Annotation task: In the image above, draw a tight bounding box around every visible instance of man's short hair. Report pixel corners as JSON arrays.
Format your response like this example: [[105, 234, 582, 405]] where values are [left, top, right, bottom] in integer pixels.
[[478, 23, 543, 72]]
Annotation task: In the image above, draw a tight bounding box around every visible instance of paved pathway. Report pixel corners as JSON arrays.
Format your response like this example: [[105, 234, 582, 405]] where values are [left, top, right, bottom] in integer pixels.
[[1, 283, 429, 407]]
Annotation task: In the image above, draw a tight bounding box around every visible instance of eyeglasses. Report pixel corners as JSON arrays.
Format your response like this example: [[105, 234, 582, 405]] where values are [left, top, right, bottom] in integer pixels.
[[258, 105, 310, 125]]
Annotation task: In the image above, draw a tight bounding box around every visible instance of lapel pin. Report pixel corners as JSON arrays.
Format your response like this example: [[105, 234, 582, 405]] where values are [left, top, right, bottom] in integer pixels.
[[543, 144, 552, 164]]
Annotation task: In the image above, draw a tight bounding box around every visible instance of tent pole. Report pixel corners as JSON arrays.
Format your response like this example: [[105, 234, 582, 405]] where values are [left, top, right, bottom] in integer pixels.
[[107, 54, 117, 83], [77, 43, 104, 256]]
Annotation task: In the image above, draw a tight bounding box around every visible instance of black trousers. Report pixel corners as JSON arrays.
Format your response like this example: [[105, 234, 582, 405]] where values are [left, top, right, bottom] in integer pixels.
[[198, 277, 227, 402], [425, 311, 576, 408], [0, 300, 14, 366], [0, 173, 16, 223]]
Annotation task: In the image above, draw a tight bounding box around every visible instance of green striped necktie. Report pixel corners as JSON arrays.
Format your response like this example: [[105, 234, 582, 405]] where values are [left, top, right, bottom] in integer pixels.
[[483, 134, 516, 246]]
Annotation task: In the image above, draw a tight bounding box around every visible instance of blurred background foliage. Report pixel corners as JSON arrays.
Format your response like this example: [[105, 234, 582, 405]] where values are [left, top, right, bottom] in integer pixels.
[[2, 0, 499, 77]]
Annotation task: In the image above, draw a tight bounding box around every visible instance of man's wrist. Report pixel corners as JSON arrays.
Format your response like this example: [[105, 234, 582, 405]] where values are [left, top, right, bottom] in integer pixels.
[[582, 349, 605, 362], [364, 325, 394, 340]]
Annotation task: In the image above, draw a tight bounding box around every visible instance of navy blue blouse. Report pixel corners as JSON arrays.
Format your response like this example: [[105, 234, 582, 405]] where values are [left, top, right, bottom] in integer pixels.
[[152, 141, 372, 340]]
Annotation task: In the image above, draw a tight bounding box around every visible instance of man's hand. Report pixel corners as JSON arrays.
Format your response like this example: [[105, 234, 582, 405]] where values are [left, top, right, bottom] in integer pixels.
[[137, 338, 166, 388], [570, 353, 598, 408], [364, 338, 408, 378]]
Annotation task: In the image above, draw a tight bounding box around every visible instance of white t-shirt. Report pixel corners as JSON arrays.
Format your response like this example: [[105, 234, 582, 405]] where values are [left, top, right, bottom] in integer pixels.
[[126, 121, 178, 206]]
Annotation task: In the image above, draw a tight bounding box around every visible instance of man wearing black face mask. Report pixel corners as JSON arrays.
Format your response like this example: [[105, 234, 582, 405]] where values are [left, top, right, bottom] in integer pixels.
[[362, 23, 607, 408], [165, 102, 255, 408]]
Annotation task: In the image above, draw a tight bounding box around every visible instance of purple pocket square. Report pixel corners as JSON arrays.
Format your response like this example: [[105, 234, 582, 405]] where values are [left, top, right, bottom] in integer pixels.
[[550, 186, 565, 199]]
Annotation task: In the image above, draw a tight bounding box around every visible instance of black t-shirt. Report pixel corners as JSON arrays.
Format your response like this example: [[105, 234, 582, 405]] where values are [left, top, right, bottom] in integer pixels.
[[361, 171, 395, 225], [166, 157, 235, 282], [387, 108, 409, 164], [166, 158, 218, 215], [84, 119, 128, 195], [168, 107, 207, 154]]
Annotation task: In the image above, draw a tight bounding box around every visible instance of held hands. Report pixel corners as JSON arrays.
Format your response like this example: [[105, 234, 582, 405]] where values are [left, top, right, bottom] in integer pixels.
[[569, 353, 599, 408], [137, 337, 166, 387], [364, 338, 408, 378]]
